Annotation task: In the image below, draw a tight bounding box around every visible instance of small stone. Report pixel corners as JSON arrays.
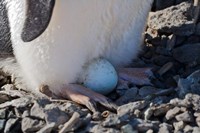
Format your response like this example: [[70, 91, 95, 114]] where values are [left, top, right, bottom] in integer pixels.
[[4, 118, 20, 133], [22, 117, 44, 132], [0, 109, 6, 119], [154, 104, 174, 116], [165, 107, 181, 120], [0, 97, 32, 108], [115, 87, 138, 105], [193, 127, 200, 133], [102, 114, 121, 127], [37, 123, 55, 133], [144, 107, 154, 120], [121, 124, 138, 133], [196, 116, 200, 127], [173, 121, 185, 131], [44, 104, 69, 127], [158, 123, 173, 133], [139, 86, 159, 97], [184, 125, 193, 133], [117, 101, 148, 117], [173, 44, 200, 64], [0, 119, 5, 130], [146, 129, 154, 133], [175, 111, 194, 123]]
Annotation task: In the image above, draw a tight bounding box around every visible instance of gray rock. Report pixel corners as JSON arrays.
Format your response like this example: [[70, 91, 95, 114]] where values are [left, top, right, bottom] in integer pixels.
[[4, 118, 19, 133], [102, 114, 121, 127], [0, 97, 32, 109], [173, 121, 185, 132], [154, 104, 174, 116], [158, 123, 173, 133], [148, 2, 195, 36], [144, 107, 154, 120], [36, 123, 55, 133], [193, 127, 200, 133], [175, 111, 194, 123], [30, 99, 51, 119], [121, 124, 138, 133], [184, 125, 193, 133], [44, 104, 69, 126], [196, 116, 200, 127], [117, 101, 148, 117], [0, 119, 5, 131], [21, 117, 44, 133], [165, 107, 181, 120], [0, 109, 6, 119]]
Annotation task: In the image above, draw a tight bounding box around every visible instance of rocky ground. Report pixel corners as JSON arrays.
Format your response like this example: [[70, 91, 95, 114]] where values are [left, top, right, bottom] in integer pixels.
[[1, 0, 200, 133]]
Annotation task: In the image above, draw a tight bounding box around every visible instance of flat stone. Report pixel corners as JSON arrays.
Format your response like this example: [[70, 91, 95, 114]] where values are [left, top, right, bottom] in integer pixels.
[[0, 97, 32, 109], [44, 104, 69, 127], [115, 87, 138, 105], [173, 44, 200, 64], [117, 101, 148, 117], [175, 111, 194, 123], [196, 116, 200, 127], [148, 2, 195, 36], [21, 117, 44, 132]]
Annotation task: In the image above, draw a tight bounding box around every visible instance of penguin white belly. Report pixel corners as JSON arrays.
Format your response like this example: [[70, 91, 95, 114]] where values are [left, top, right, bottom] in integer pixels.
[[6, 0, 153, 93]]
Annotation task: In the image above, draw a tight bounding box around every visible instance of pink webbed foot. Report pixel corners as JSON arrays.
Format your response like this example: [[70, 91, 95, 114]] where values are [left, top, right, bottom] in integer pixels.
[[39, 84, 117, 113], [118, 68, 154, 86]]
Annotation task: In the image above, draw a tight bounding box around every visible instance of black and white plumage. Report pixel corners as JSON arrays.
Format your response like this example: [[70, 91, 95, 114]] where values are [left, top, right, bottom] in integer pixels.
[[0, 0, 153, 111]]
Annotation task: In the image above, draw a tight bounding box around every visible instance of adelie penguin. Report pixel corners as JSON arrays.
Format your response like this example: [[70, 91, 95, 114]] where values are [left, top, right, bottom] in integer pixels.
[[0, 0, 153, 112]]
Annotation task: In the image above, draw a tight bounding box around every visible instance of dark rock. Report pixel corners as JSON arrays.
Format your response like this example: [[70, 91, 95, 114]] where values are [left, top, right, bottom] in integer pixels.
[[153, 0, 175, 11], [115, 87, 138, 105], [173, 43, 200, 64]]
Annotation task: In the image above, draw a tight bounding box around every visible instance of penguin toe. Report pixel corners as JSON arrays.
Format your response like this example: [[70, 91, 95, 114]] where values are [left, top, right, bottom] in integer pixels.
[[118, 67, 154, 86]]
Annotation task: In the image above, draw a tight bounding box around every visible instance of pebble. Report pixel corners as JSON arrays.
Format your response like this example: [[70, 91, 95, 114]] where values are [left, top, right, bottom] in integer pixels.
[[175, 111, 194, 123], [0, 119, 5, 131], [121, 124, 138, 133], [165, 107, 181, 120], [173, 121, 185, 131], [21, 117, 44, 132], [158, 123, 173, 133]]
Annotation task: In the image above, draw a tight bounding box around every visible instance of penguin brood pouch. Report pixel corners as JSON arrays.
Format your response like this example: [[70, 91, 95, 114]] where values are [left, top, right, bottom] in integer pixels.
[[0, 0, 153, 113]]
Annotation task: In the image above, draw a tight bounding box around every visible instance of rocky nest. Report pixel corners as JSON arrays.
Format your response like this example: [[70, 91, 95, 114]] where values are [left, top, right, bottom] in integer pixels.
[[1, 0, 200, 133]]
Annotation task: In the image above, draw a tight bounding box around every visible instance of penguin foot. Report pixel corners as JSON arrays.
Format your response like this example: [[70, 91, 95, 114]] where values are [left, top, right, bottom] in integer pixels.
[[40, 84, 117, 113], [118, 68, 154, 86]]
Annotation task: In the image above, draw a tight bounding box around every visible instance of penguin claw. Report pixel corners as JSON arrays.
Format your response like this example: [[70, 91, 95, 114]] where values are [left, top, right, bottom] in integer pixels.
[[40, 84, 117, 113], [118, 67, 154, 86]]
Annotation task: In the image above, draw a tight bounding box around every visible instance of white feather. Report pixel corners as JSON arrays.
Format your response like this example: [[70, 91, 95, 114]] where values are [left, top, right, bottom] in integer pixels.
[[5, 0, 153, 94]]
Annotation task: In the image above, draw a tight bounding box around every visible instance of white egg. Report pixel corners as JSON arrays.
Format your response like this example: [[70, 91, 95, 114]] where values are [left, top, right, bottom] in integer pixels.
[[83, 58, 118, 95]]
